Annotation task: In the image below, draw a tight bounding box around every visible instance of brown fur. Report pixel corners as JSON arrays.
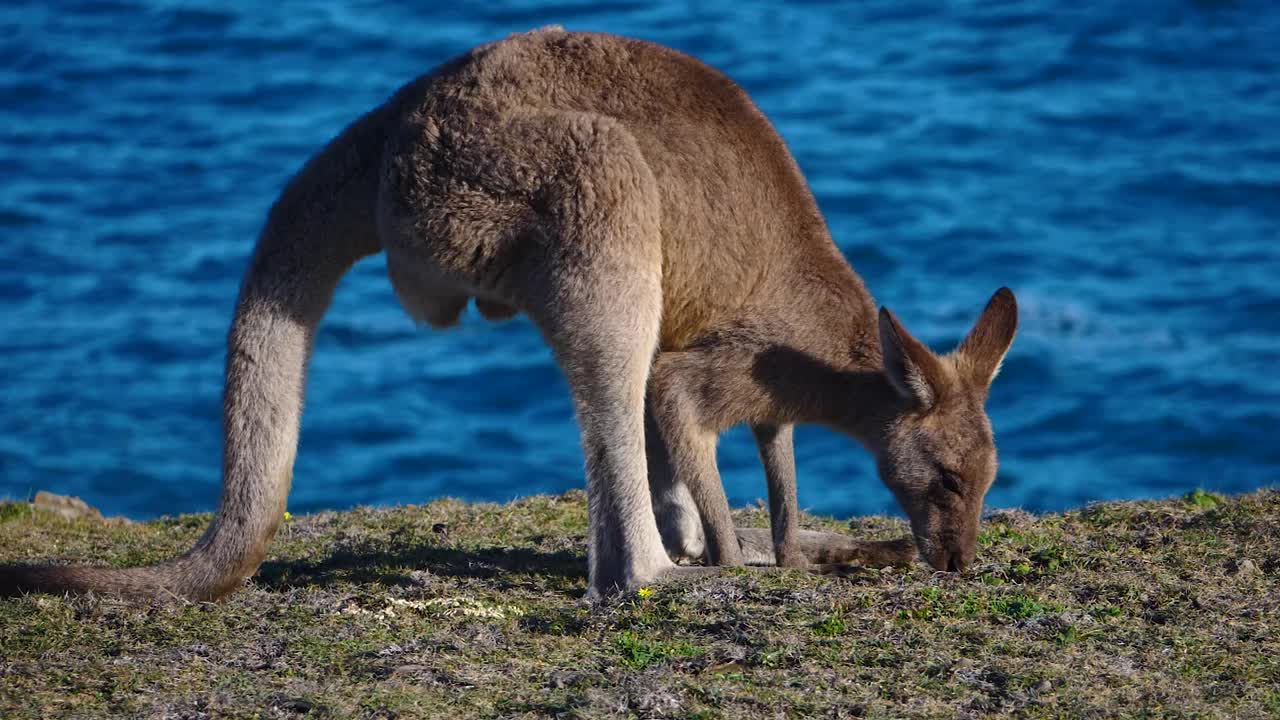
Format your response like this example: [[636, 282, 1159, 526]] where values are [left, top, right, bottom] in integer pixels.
[[0, 28, 1015, 601]]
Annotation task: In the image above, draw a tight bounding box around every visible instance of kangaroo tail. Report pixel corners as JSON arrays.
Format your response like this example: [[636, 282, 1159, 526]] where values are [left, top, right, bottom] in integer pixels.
[[0, 101, 393, 601]]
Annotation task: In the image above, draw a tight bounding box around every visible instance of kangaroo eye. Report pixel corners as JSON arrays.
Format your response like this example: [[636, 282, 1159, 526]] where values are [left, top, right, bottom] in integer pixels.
[[938, 466, 964, 495]]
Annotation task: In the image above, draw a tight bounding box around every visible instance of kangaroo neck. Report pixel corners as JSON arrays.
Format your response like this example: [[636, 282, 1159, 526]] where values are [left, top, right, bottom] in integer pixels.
[[755, 339, 903, 451], [752, 251, 904, 451]]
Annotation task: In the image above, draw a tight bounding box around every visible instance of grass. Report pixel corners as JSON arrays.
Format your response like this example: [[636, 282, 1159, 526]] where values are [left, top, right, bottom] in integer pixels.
[[1, 488, 1277, 718]]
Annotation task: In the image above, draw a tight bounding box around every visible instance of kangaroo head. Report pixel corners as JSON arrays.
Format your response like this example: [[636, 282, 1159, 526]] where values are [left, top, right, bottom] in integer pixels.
[[874, 288, 1018, 572]]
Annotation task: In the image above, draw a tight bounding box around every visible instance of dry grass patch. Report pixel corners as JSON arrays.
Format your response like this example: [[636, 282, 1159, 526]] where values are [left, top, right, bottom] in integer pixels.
[[1, 488, 1277, 718]]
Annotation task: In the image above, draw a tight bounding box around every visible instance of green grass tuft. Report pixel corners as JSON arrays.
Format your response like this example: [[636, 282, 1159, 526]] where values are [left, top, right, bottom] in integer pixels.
[[0, 502, 33, 522], [1184, 488, 1223, 509], [811, 614, 846, 637], [991, 594, 1051, 620], [612, 630, 701, 669]]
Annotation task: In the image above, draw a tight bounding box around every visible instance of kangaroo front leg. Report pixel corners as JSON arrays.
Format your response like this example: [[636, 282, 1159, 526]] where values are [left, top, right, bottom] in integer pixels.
[[752, 424, 806, 567]]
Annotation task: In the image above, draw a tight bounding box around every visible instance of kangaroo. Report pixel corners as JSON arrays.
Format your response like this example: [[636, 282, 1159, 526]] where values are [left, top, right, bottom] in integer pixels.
[[0, 28, 1015, 601]]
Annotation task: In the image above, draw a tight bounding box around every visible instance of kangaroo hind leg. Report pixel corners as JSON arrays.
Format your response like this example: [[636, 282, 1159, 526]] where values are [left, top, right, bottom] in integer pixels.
[[381, 108, 730, 593], [499, 112, 676, 595]]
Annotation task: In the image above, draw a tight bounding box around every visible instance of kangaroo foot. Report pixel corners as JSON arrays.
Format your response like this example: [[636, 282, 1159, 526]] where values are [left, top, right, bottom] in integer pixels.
[[735, 527, 917, 568]]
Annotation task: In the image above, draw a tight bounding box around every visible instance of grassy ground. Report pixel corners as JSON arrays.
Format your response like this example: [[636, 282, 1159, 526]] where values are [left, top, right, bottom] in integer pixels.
[[1, 488, 1277, 719]]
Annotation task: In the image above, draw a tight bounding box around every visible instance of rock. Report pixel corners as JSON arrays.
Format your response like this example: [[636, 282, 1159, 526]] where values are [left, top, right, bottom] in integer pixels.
[[33, 491, 102, 521], [1236, 558, 1259, 576], [1034, 679, 1053, 693]]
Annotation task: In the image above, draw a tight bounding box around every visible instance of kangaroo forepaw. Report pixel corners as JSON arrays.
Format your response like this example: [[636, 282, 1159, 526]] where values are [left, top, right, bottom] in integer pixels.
[[735, 527, 918, 569], [854, 536, 917, 568], [811, 536, 918, 575]]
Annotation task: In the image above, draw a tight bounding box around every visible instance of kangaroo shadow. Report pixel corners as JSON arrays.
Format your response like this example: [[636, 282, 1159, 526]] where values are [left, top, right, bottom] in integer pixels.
[[255, 537, 587, 593]]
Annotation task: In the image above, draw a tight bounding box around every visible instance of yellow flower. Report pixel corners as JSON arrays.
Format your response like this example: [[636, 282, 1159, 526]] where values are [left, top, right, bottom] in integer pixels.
[[636, 587, 653, 599], [283, 511, 292, 521]]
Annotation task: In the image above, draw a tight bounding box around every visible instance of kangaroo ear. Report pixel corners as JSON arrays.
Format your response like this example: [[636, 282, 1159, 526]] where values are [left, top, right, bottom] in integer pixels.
[[879, 307, 947, 411], [955, 287, 1018, 388]]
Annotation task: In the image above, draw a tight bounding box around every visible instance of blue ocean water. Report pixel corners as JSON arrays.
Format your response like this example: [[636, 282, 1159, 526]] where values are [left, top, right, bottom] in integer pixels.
[[1, 1, 1278, 521]]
